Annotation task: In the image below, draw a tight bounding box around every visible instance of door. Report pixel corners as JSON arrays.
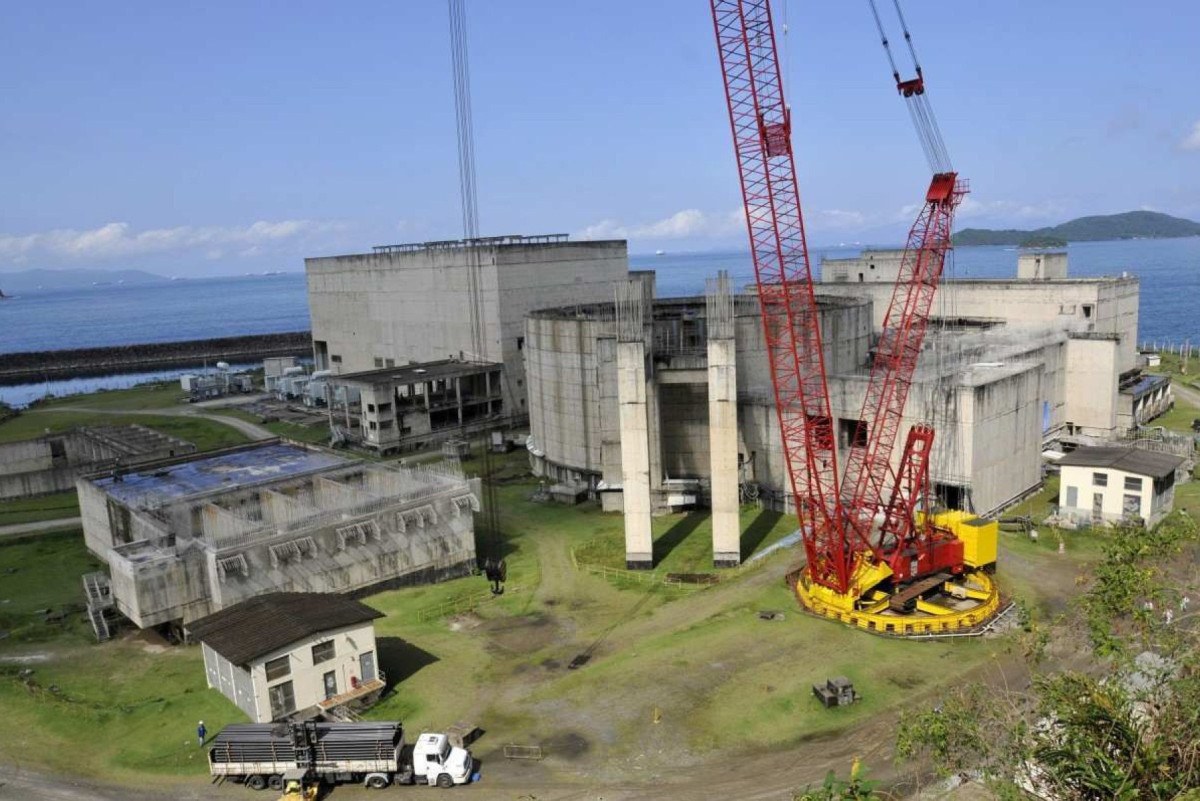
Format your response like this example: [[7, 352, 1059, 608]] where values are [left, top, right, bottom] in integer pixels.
[[1122, 494, 1141, 520], [359, 651, 377, 683], [323, 671, 338, 700], [268, 681, 295, 720], [1092, 492, 1104, 523]]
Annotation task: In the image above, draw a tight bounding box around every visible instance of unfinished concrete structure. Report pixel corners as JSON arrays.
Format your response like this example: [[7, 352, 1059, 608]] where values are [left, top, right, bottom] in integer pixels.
[[614, 279, 654, 568], [0, 425, 194, 501], [330, 360, 504, 454], [524, 254, 1153, 521], [77, 441, 477, 631], [306, 234, 628, 420]]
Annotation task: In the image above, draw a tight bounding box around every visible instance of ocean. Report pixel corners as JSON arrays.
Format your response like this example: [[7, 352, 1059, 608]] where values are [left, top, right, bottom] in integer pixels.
[[1, 238, 1198, 407]]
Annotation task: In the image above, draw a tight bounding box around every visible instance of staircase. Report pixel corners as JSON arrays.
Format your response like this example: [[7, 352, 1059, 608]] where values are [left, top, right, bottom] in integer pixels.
[[82, 572, 116, 643]]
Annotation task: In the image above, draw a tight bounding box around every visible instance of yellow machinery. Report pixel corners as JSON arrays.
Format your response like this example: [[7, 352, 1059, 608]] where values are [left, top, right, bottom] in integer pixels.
[[791, 510, 1001, 636]]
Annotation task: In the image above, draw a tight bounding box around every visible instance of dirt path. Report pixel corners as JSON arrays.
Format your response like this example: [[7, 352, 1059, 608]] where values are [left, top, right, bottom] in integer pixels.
[[1172, 380, 1200, 409], [38, 406, 275, 441], [0, 517, 81, 540]]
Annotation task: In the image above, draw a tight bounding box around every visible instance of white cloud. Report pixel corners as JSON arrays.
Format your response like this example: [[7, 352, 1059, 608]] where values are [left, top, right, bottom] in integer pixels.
[[1180, 120, 1200, 151], [577, 205, 872, 243], [576, 208, 745, 241], [0, 219, 344, 263]]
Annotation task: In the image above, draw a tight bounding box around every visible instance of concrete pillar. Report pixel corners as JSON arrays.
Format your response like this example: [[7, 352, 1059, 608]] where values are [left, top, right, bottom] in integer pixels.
[[707, 272, 741, 567], [616, 280, 653, 569]]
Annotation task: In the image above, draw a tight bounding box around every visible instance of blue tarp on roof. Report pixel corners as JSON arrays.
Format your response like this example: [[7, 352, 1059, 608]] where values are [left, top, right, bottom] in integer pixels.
[[95, 443, 347, 504]]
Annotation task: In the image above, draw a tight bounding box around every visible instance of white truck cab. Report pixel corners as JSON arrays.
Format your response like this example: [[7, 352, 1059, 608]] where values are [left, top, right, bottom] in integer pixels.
[[411, 732, 473, 787]]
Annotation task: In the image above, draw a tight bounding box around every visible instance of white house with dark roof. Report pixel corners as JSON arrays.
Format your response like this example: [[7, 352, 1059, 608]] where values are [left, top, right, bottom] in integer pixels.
[[1056, 446, 1186, 528], [188, 592, 385, 722]]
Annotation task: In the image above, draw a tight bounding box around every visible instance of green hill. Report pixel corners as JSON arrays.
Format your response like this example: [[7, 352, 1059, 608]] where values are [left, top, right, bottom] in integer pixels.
[[953, 211, 1200, 247]]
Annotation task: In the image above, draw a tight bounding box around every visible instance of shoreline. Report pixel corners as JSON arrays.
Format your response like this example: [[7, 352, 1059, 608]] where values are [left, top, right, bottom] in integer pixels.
[[0, 331, 311, 387]]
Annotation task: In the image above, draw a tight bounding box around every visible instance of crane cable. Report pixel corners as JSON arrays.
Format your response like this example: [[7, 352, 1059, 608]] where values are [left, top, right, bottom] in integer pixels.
[[867, 0, 952, 174], [448, 0, 502, 571]]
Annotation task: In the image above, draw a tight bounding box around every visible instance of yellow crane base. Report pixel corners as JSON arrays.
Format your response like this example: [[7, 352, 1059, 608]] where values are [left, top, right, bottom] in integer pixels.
[[791, 567, 1001, 636]]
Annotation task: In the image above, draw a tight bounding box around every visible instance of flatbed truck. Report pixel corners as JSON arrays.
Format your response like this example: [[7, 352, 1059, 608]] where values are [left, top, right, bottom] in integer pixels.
[[208, 721, 474, 790]]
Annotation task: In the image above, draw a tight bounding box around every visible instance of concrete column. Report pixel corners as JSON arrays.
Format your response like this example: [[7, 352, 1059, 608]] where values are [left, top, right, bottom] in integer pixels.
[[616, 280, 653, 569], [707, 272, 741, 567]]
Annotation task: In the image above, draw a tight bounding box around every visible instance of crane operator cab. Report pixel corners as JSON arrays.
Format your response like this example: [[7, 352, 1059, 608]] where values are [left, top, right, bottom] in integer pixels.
[[410, 732, 474, 787]]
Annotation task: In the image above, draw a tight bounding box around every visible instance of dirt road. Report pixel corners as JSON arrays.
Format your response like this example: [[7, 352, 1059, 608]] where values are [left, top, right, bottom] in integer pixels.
[[39, 405, 275, 441], [0, 517, 81, 540]]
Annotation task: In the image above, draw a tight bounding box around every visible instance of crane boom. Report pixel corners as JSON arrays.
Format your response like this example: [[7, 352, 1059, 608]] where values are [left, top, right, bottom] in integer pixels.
[[710, 0, 873, 593], [837, 2, 967, 581]]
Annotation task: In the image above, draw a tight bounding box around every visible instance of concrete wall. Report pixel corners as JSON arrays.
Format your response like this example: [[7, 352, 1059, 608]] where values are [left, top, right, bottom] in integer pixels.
[[818, 277, 1140, 372], [1058, 464, 1175, 528], [1066, 337, 1120, 436], [820, 249, 906, 284], [306, 240, 627, 414], [249, 622, 377, 721], [203, 642, 260, 721]]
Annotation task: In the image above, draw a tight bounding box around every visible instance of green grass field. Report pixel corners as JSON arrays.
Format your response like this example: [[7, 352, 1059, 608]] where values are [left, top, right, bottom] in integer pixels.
[[0, 454, 1088, 785], [0, 491, 80, 527], [33, 382, 185, 411], [0, 409, 251, 451]]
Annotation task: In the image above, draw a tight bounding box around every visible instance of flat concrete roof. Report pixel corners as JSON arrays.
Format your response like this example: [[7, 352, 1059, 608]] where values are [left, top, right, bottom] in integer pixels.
[[332, 359, 502, 387], [94, 443, 348, 504]]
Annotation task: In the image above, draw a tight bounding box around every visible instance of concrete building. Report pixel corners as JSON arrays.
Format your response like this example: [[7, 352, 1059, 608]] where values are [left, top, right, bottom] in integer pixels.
[[1056, 447, 1185, 528], [0, 425, 194, 501], [330, 360, 504, 454], [78, 441, 478, 631], [189, 592, 384, 722], [820, 249, 906, 284], [305, 234, 628, 420], [524, 254, 1154, 527]]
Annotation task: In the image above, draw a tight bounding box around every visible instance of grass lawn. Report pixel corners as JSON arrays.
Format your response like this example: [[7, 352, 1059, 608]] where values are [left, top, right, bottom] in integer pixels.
[[33, 381, 186, 411], [0, 458, 1076, 785], [0, 409, 251, 451], [0, 491, 80, 526], [1153, 398, 1200, 434]]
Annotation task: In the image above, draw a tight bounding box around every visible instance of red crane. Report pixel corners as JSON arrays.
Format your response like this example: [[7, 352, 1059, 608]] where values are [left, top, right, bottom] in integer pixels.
[[711, 0, 983, 615]]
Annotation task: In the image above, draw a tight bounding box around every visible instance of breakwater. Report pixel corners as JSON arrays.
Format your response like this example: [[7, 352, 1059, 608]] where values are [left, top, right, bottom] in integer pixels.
[[0, 331, 312, 386]]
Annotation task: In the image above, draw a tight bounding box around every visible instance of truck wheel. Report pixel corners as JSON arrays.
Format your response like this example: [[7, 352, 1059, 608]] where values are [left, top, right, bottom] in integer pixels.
[[245, 775, 267, 791], [366, 774, 389, 789], [267, 775, 284, 791], [436, 773, 453, 788]]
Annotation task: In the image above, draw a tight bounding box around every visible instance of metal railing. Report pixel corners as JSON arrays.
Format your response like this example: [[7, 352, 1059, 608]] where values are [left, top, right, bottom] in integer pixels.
[[415, 584, 523, 622]]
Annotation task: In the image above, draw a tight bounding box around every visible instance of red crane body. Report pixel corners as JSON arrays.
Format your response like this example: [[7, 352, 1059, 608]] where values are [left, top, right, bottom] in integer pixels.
[[710, 0, 968, 598]]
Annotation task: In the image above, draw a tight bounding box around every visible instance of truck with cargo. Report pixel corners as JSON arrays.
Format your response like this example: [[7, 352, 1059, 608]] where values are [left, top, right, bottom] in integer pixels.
[[208, 721, 474, 790]]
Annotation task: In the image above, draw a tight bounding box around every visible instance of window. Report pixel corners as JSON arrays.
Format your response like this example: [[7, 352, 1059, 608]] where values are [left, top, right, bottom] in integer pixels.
[[374, 357, 384, 368], [838, 418, 868, 450], [1082, 304, 1094, 319], [312, 641, 335, 665], [1093, 472, 1108, 487], [323, 671, 338, 700], [378, 402, 392, 413], [264, 655, 290, 682], [1124, 476, 1143, 492], [368, 421, 377, 431], [516, 336, 525, 350], [331, 354, 342, 364], [367, 403, 376, 413], [268, 680, 295, 719], [386, 358, 396, 368], [379, 420, 394, 430], [857, 273, 864, 282]]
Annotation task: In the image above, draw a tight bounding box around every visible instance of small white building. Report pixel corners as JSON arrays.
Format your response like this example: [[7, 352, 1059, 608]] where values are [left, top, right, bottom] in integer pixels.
[[1056, 447, 1186, 528], [188, 592, 385, 722]]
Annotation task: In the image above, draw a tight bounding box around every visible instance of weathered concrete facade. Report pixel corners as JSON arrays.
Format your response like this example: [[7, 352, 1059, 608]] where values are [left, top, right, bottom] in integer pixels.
[[306, 235, 628, 418], [78, 442, 477, 629], [0, 425, 194, 501]]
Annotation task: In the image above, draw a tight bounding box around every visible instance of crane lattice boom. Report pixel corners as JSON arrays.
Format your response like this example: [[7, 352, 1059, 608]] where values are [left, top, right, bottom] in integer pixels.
[[711, 0, 972, 598]]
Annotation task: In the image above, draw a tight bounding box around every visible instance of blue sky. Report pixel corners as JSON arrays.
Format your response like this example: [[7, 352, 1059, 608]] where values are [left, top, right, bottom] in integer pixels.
[[2, 0, 1198, 275]]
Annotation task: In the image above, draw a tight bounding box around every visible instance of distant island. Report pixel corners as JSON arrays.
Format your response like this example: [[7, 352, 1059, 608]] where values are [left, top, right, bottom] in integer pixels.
[[952, 210, 1200, 247]]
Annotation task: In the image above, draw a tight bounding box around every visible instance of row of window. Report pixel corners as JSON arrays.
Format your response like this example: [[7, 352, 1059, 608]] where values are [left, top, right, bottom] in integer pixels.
[[264, 640, 336, 682], [1092, 472, 1142, 492]]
